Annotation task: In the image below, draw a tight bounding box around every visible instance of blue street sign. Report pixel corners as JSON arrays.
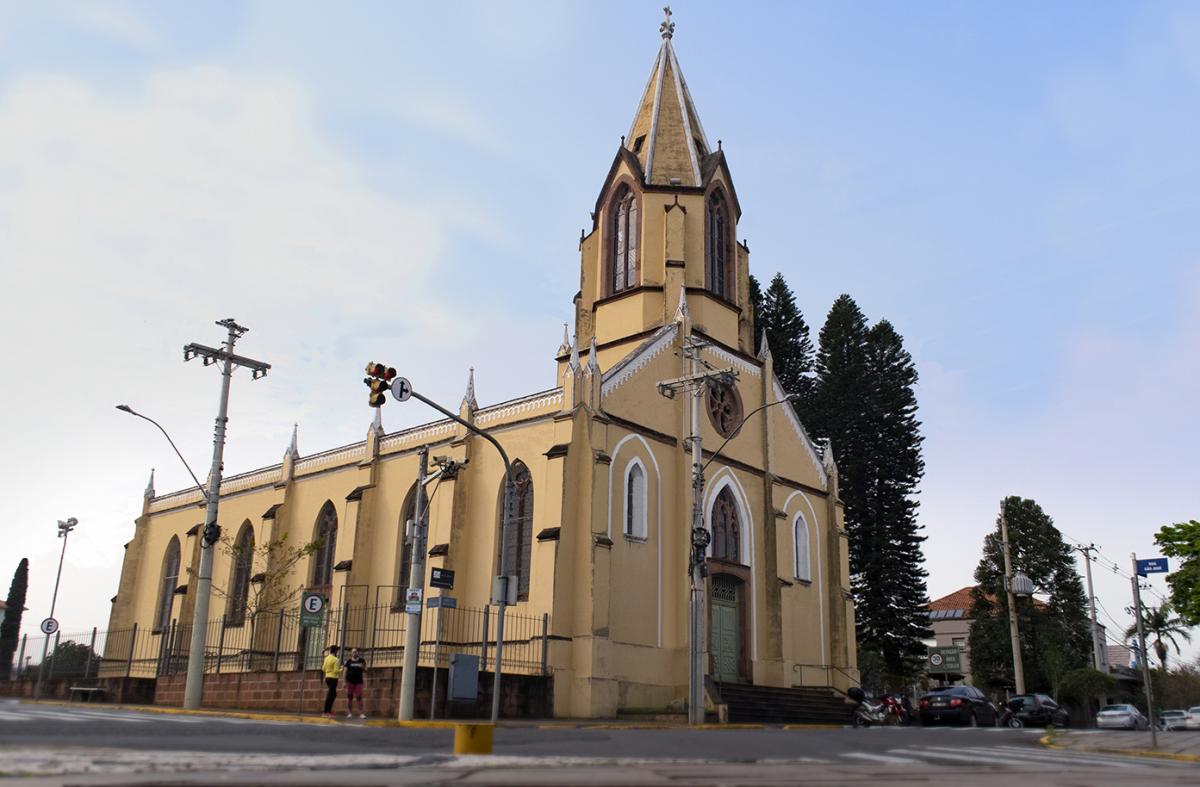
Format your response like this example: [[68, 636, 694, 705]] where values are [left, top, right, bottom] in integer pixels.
[[1136, 558, 1169, 576]]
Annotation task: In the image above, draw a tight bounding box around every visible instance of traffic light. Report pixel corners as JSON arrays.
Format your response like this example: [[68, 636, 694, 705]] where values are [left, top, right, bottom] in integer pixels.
[[364, 362, 397, 407]]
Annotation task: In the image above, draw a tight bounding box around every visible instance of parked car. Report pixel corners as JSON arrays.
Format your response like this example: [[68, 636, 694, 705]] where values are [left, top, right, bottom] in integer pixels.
[[1005, 693, 1070, 728], [1096, 704, 1149, 730], [918, 686, 998, 727], [1158, 709, 1200, 731]]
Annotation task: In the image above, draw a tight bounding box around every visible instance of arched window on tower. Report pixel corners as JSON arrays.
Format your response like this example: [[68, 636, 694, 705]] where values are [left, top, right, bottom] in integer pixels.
[[711, 486, 740, 562], [611, 185, 639, 294], [624, 460, 647, 539], [706, 191, 729, 299], [794, 513, 811, 582], [155, 536, 181, 632], [393, 484, 424, 608], [497, 461, 534, 600], [226, 522, 254, 625], [310, 501, 338, 588]]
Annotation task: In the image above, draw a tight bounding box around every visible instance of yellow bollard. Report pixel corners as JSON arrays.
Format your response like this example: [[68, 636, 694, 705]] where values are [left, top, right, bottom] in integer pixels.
[[453, 723, 494, 754]]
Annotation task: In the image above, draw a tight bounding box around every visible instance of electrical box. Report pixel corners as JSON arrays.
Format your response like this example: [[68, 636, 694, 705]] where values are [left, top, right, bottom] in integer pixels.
[[448, 653, 480, 702]]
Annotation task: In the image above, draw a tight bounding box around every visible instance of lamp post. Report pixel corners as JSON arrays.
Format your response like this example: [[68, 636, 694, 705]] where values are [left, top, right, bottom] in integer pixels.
[[34, 517, 77, 699], [658, 341, 800, 725], [999, 499, 1033, 695]]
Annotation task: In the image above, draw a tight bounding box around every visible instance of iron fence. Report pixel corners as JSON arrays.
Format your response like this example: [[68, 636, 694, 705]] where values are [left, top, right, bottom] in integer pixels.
[[8, 603, 550, 682]]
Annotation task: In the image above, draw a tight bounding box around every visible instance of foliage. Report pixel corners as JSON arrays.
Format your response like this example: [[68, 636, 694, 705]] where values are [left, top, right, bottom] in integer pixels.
[[749, 274, 763, 354], [0, 558, 29, 681], [1123, 602, 1193, 672], [967, 496, 1092, 693], [204, 533, 322, 618], [756, 273, 816, 412], [1153, 657, 1200, 710], [811, 295, 931, 682], [1059, 667, 1116, 701], [43, 639, 100, 678], [1155, 519, 1200, 626]]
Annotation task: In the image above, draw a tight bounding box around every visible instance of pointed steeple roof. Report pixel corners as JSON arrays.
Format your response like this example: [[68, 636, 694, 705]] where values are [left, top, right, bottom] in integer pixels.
[[285, 423, 299, 459], [462, 367, 478, 411], [144, 468, 156, 499], [625, 7, 711, 187]]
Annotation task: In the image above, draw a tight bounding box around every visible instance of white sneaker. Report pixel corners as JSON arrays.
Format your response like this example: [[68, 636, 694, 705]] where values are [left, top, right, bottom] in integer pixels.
[[346, 713, 352, 718], [359, 714, 367, 719]]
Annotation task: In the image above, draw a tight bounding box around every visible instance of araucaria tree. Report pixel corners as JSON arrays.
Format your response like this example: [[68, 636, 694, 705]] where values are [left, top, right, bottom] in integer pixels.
[[0, 558, 30, 680], [756, 273, 816, 412], [967, 497, 1092, 692], [811, 295, 931, 682]]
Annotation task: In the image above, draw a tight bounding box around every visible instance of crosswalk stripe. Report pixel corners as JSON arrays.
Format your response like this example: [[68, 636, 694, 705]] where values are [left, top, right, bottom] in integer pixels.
[[63, 710, 154, 724], [0, 710, 27, 720], [11, 708, 148, 724], [842, 752, 919, 764], [910, 746, 1135, 768]]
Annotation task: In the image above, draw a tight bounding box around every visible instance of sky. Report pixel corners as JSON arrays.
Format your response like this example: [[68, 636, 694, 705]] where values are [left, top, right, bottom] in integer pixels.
[[1, 1, 1196, 667]]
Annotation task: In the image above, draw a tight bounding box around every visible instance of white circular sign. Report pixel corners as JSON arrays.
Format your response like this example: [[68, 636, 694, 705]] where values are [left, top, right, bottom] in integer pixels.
[[929, 652, 944, 667], [390, 376, 413, 402], [302, 595, 324, 614], [40, 617, 59, 635]]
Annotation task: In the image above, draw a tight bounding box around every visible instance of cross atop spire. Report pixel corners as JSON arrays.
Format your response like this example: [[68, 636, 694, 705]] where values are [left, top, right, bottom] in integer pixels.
[[660, 5, 675, 39]]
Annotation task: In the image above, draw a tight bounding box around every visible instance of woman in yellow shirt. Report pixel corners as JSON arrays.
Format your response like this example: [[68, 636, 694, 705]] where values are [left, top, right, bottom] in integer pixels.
[[321, 645, 340, 718]]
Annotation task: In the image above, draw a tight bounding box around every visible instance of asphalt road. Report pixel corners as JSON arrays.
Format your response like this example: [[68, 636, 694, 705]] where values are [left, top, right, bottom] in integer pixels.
[[1, 699, 1193, 786]]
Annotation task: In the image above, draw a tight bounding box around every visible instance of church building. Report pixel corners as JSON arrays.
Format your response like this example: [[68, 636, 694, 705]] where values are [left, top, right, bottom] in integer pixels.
[[106, 14, 857, 718]]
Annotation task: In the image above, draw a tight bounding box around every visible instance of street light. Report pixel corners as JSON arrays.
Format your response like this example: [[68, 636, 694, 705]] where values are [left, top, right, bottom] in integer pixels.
[[34, 516, 77, 699], [115, 406, 209, 500], [999, 499, 1028, 695]]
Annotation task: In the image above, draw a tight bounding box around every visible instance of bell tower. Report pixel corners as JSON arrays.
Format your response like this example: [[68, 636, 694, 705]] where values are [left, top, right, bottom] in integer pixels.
[[570, 8, 754, 374]]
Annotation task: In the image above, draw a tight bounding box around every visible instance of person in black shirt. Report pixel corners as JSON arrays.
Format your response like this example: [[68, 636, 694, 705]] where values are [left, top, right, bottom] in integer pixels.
[[342, 647, 367, 718]]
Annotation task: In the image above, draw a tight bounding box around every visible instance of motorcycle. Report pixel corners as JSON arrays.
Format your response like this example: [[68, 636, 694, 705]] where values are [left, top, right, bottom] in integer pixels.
[[997, 699, 1025, 728], [848, 687, 906, 727]]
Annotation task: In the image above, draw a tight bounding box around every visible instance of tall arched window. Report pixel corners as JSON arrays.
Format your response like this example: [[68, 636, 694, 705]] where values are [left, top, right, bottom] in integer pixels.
[[310, 501, 338, 588], [498, 461, 534, 599], [706, 191, 729, 299], [794, 514, 811, 582], [226, 522, 254, 625], [155, 536, 181, 632], [624, 461, 647, 539], [611, 186, 639, 294], [711, 486, 740, 562], [393, 484, 424, 607]]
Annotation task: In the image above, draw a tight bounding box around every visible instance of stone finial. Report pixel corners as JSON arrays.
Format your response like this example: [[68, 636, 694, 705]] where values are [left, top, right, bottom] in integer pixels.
[[557, 323, 571, 357], [660, 5, 675, 39], [586, 337, 600, 374], [462, 367, 478, 411], [674, 288, 689, 322], [822, 439, 838, 475], [569, 336, 581, 370], [757, 330, 772, 363], [285, 423, 299, 459], [371, 407, 383, 436], [144, 468, 156, 499]]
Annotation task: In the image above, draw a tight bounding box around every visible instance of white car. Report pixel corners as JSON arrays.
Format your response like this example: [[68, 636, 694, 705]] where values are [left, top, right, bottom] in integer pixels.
[[1096, 704, 1149, 730], [1186, 707, 1200, 730], [1158, 710, 1193, 731]]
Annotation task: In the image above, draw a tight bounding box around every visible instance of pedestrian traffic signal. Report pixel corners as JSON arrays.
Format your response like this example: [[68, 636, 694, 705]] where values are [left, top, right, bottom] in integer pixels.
[[364, 362, 397, 407]]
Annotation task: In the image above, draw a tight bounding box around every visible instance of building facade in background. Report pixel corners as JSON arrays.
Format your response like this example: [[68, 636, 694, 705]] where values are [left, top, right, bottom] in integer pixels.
[[105, 20, 856, 718]]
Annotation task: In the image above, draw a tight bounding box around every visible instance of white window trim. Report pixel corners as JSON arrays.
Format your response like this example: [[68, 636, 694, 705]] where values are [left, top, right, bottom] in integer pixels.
[[794, 513, 811, 583], [623, 457, 649, 540]]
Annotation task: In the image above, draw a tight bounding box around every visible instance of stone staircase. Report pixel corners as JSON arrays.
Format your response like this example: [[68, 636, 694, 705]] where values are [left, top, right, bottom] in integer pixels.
[[713, 681, 856, 725]]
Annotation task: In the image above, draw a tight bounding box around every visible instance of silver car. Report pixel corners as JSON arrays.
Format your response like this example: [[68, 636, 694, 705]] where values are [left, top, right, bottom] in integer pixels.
[[1096, 704, 1149, 730]]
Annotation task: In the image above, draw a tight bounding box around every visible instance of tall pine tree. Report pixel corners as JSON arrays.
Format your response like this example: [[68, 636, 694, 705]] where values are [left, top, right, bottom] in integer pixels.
[[0, 558, 29, 680], [859, 321, 931, 677], [749, 273, 764, 355], [967, 497, 1092, 692], [758, 273, 816, 412]]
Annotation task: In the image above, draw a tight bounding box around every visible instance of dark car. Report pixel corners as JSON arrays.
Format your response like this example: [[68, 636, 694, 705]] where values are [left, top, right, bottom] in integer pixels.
[[1007, 693, 1070, 728], [919, 686, 998, 727]]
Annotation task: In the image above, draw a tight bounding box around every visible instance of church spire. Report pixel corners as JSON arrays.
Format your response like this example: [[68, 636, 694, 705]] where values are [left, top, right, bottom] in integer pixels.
[[625, 6, 710, 187], [144, 468, 156, 499]]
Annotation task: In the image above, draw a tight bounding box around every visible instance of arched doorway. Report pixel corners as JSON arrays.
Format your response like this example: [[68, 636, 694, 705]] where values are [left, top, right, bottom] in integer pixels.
[[710, 574, 742, 682]]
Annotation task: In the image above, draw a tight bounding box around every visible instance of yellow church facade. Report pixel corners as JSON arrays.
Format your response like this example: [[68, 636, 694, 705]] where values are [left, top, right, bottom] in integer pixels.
[[106, 21, 857, 718]]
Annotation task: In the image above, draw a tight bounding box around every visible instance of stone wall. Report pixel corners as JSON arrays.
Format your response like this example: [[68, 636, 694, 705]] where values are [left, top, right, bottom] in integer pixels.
[[154, 666, 552, 718], [0, 677, 157, 705]]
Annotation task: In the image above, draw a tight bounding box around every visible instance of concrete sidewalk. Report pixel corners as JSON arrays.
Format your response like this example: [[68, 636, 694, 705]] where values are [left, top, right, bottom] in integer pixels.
[[1045, 730, 1200, 762]]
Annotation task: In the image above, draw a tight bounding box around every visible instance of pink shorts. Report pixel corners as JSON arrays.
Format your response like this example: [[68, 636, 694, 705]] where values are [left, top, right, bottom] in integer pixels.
[[346, 682, 363, 699]]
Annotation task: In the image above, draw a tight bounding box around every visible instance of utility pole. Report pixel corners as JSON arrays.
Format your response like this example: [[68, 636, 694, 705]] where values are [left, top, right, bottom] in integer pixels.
[[397, 449, 429, 720], [34, 517, 77, 699], [657, 337, 735, 725], [1074, 544, 1103, 671], [182, 319, 270, 710], [1000, 500, 1026, 695], [1130, 553, 1157, 748]]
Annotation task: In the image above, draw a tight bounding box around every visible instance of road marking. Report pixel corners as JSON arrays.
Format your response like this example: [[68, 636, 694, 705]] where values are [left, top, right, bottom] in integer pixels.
[[0, 710, 27, 720], [842, 752, 919, 764], [915, 745, 1137, 768]]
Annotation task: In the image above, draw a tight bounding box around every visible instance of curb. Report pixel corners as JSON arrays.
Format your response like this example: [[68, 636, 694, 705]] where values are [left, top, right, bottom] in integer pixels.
[[17, 699, 337, 725], [1039, 733, 1200, 764]]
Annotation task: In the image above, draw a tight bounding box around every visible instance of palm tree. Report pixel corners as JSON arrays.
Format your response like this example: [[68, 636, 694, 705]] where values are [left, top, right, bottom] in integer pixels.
[[1124, 602, 1193, 671]]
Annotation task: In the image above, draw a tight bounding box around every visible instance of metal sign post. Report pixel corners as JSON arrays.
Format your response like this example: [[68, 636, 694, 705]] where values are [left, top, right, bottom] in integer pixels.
[[1131, 553, 1158, 748]]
